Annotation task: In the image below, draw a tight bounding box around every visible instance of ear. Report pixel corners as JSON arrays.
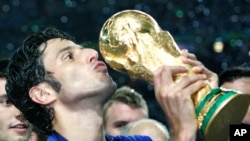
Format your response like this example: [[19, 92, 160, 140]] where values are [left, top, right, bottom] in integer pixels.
[[29, 82, 56, 105]]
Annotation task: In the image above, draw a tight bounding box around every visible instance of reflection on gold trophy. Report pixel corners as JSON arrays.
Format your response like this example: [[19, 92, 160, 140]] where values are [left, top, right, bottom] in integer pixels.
[[99, 10, 250, 141]]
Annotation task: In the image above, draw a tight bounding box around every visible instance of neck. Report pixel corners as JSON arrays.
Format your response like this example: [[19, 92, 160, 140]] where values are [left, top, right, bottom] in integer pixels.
[[52, 101, 105, 141]]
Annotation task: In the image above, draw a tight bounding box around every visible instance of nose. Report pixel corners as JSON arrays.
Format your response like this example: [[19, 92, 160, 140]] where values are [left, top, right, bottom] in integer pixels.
[[11, 105, 25, 121], [85, 48, 99, 63]]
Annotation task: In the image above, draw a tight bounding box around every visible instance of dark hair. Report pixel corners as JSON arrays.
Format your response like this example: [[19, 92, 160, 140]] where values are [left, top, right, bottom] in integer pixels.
[[218, 64, 250, 86], [6, 27, 75, 135], [0, 58, 10, 78]]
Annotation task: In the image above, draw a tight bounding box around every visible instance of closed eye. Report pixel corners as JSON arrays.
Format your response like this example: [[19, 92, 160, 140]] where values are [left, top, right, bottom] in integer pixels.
[[113, 121, 128, 128]]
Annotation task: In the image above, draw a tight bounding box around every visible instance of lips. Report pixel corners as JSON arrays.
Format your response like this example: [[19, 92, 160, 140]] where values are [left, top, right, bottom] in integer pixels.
[[10, 123, 28, 129], [10, 123, 29, 134], [94, 61, 107, 71]]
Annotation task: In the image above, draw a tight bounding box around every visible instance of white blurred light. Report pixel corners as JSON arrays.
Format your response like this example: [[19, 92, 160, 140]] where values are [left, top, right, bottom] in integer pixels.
[[213, 41, 224, 53]]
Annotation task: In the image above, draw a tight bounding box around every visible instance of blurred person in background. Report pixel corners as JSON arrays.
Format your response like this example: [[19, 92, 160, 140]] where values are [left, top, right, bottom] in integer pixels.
[[0, 58, 32, 141], [103, 86, 149, 135], [219, 64, 250, 125]]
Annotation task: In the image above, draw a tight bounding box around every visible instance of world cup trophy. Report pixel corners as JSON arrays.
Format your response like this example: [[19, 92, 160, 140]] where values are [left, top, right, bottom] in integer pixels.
[[99, 10, 250, 141]]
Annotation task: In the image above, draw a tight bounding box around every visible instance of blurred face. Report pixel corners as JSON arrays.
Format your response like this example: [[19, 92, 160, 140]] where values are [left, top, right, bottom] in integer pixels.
[[105, 102, 148, 136], [40, 38, 116, 104], [0, 78, 32, 141], [221, 77, 250, 124], [221, 78, 250, 94]]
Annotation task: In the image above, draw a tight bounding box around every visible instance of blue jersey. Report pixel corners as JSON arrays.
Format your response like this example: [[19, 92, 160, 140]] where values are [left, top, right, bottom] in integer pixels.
[[47, 131, 152, 141], [105, 134, 152, 141], [47, 132, 67, 141]]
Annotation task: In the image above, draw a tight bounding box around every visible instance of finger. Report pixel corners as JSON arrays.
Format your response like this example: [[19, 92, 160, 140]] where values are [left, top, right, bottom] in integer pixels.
[[180, 56, 202, 67], [181, 49, 197, 60], [153, 66, 163, 96], [159, 66, 189, 87], [181, 49, 189, 54], [153, 66, 188, 85], [192, 66, 203, 74], [172, 74, 207, 96], [153, 66, 188, 101], [180, 79, 207, 97], [192, 66, 213, 76]]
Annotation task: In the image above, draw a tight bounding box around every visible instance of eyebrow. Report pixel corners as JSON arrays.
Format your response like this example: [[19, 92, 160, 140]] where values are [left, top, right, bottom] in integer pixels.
[[56, 46, 74, 59]]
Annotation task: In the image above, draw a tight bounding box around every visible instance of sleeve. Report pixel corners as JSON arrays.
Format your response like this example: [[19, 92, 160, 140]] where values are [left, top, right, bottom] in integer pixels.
[[111, 135, 152, 141]]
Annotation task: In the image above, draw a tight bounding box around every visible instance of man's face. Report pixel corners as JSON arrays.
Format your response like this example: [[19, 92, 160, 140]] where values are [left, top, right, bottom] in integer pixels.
[[221, 77, 250, 124], [40, 38, 116, 104], [105, 102, 148, 136], [0, 78, 32, 141], [221, 78, 250, 94]]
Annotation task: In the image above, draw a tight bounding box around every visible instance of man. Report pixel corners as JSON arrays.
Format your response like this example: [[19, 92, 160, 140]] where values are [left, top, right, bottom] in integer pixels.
[[121, 119, 170, 141], [0, 58, 32, 141], [103, 86, 149, 135], [219, 65, 250, 124], [6, 27, 211, 141]]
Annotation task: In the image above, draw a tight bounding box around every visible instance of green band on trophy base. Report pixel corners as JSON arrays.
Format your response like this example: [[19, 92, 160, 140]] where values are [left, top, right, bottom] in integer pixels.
[[201, 90, 236, 132], [195, 88, 250, 141], [196, 88, 221, 116]]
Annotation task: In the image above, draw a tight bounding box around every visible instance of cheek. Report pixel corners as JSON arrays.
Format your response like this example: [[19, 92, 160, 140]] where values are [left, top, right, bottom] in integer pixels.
[[0, 116, 8, 129], [59, 69, 89, 87], [69, 69, 91, 82]]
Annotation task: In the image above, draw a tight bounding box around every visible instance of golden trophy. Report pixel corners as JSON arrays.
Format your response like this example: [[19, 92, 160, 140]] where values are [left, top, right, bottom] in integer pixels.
[[99, 10, 250, 141]]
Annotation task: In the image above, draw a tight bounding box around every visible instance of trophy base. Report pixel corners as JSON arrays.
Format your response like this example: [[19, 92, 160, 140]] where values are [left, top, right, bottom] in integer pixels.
[[200, 90, 250, 141]]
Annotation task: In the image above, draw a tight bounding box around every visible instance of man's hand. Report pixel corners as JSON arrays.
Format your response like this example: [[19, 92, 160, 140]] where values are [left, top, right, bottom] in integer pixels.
[[180, 49, 218, 88], [153, 66, 207, 141]]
